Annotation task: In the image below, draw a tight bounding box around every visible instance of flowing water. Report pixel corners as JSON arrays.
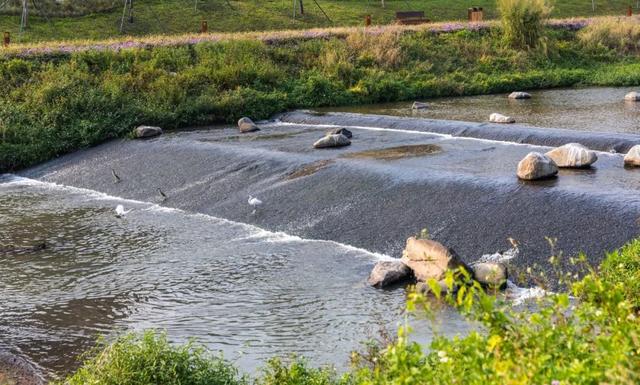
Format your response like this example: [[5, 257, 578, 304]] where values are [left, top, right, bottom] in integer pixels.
[[0, 176, 470, 379], [325, 87, 640, 133]]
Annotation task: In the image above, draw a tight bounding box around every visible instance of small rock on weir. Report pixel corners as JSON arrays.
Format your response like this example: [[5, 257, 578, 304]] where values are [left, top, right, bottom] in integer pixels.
[[134, 125, 163, 139], [238, 117, 260, 133], [624, 145, 640, 167], [508, 91, 531, 99], [517, 152, 558, 180], [368, 260, 412, 288], [489, 113, 515, 124]]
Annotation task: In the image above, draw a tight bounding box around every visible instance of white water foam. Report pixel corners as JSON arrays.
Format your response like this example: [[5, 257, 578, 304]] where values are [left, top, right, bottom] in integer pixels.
[[505, 280, 548, 305], [1, 174, 392, 262]]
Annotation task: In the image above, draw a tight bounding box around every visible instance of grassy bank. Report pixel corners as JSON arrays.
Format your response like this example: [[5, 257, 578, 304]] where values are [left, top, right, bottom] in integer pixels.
[[55, 239, 640, 384], [0, 0, 636, 43], [2, 19, 640, 172]]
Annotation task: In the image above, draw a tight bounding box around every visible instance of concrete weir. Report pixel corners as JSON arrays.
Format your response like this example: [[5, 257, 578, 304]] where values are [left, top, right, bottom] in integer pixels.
[[22, 111, 640, 275]]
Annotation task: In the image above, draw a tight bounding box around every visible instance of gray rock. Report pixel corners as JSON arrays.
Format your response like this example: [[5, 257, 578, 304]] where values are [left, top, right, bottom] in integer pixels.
[[327, 127, 353, 139], [625, 145, 640, 167], [489, 113, 515, 124], [508, 91, 531, 99], [238, 117, 260, 133], [412, 101, 428, 110], [625, 91, 640, 101], [134, 125, 163, 139], [471, 262, 507, 289], [313, 134, 351, 149], [545, 143, 597, 168], [368, 260, 412, 288], [0, 351, 44, 385], [517, 152, 558, 180], [400, 237, 468, 282]]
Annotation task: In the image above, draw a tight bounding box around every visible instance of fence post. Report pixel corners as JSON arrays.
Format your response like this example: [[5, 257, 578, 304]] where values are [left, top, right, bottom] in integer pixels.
[[627, 5, 633, 16], [365, 15, 371, 27], [201, 20, 208, 33], [3, 32, 9, 48]]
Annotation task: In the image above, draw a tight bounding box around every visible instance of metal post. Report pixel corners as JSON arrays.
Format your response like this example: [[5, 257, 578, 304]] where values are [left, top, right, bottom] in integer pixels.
[[3, 32, 9, 47]]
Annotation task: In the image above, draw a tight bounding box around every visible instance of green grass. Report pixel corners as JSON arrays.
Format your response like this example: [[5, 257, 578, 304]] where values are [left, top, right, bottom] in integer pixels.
[[0, 0, 636, 44], [2, 22, 640, 172], [57, 239, 640, 385]]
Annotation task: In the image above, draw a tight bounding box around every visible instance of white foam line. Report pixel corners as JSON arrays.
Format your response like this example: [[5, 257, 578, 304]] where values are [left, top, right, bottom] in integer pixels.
[[1, 174, 392, 261], [269, 120, 625, 157]]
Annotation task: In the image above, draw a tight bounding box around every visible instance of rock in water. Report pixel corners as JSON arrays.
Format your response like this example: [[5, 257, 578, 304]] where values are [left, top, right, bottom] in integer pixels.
[[508, 92, 531, 99], [471, 262, 507, 289], [624, 145, 640, 167], [625, 92, 640, 101], [400, 237, 468, 282], [412, 101, 428, 110], [489, 113, 516, 124], [368, 260, 412, 288], [517, 152, 558, 180], [238, 117, 260, 133], [327, 127, 353, 139], [545, 143, 598, 168], [313, 134, 351, 149], [134, 125, 163, 139]]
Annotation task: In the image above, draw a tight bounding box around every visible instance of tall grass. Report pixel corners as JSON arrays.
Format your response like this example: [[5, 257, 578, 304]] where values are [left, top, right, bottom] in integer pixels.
[[579, 16, 640, 53], [497, 0, 553, 49]]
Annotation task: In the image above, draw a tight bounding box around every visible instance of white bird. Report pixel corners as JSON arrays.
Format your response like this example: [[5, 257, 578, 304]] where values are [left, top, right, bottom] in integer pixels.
[[248, 195, 262, 214], [115, 204, 132, 218]]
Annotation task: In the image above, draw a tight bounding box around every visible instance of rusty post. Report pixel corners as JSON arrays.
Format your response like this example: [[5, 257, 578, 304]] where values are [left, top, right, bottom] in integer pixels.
[[3, 32, 9, 48], [468, 8, 473, 21], [201, 20, 208, 33], [365, 15, 371, 27], [477, 7, 484, 21], [627, 5, 633, 16]]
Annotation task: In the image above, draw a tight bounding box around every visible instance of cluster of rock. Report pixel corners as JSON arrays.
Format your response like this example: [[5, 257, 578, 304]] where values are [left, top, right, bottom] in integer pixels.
[[516, 142, 599, 180], [313, 127, 352, 149], [368, 237, 507, 292]]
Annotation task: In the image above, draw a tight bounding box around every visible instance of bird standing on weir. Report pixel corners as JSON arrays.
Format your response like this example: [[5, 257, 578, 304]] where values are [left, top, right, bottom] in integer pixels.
[[111, 168, 121, 184], [157, 188, 168, 202], [248, 195, 262, 215]]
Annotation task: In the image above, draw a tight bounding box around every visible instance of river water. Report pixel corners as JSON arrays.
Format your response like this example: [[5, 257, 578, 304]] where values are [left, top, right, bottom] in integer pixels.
[[0, 175, 469, 379]]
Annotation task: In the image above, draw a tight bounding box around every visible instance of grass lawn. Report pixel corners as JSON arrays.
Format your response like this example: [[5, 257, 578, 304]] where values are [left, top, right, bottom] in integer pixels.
[[0, 0, 637, 43]]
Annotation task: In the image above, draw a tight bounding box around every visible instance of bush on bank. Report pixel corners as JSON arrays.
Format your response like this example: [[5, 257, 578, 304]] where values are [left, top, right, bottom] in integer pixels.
[[58, 240, 640, 385], [1, 21, 639, 172]]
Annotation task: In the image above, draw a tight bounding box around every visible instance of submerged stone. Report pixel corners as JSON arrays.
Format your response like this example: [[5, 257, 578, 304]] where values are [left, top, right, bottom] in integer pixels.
[[545, 143, 597, 168], [368, 260, 412, 288], [412, 101, 429, 110], [508, 91, 531, 99], [625, 92, 640, 101], [313, 134, 351, 149], [342, 144, 441, 160], [238, 117, 260, 133], [134, 125, 163, 139], [327, 127, 353, 139], [489, 113, 515, 124], [624, 145, 640, 167], [517, 152, 558, 180], [415, 280, 451, 295], [400, 237, 468, 282]]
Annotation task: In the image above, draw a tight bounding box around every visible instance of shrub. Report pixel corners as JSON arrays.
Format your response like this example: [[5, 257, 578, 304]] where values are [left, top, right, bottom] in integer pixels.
[[578, 17, 640, 53], [497, 0, 553, 49], [56, 330, 246, 385]]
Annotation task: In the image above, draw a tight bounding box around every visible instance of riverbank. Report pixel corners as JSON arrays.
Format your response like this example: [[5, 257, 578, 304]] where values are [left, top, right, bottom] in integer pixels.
[[2, 17, 640, 172]]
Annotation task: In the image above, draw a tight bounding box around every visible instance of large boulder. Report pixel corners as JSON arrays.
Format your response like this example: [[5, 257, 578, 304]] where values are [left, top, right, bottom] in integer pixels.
[[624, 145, 640, 167], [238, 117, 260, 133], [313, 134, 351, 149], [625, 92, 640, 101], [0, 352, 43, 385], [508, 91, 531, 100], [327, 127, 353, 139], [134, 125, 163, 139], [545, 143, 598, 168], [489, 113, 515, 124], [471, 262, 508, 289], [517, 152, 558, 180], [368, 260, 412, 288], [412, 101, 429, 110], [400, 237, 468, 282]]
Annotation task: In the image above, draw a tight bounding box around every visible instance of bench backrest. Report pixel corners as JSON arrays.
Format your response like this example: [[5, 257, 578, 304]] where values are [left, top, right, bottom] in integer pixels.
[[396, 11, 425, 19]]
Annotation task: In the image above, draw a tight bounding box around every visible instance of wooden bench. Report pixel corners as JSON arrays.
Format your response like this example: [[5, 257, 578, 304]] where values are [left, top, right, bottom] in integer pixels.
[[395, 11, 429, 25]]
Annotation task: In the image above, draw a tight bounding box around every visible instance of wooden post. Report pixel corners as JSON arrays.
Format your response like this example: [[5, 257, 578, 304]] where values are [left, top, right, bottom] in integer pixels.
[[468, 8, 473, 21], [477, 7, 484, 21], [201, 20, 208, 33], [627, 5, 633, 16], [299, 0, 304, 15], [365, 15, 371, 27], [3, 32, 9, 47]]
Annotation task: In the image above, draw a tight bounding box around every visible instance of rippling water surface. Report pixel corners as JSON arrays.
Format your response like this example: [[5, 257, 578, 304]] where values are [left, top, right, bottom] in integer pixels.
[[0, 176, 468, 378]]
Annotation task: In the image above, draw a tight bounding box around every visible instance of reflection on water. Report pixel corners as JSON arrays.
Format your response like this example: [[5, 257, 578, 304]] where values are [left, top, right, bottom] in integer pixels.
[[0, 176, 469, 379], [324, 87, 640, 133]]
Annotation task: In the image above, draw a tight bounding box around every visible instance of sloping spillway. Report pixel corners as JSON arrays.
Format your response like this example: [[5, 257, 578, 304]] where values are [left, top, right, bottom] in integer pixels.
[[22, 112, 640, 272]]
